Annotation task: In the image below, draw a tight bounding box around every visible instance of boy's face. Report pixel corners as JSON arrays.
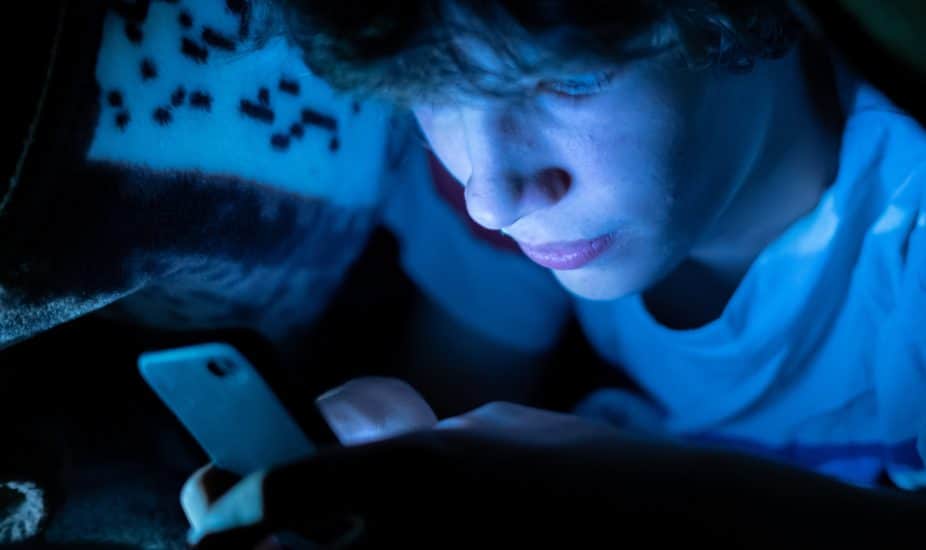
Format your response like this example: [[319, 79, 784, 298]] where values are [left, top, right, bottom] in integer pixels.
[[412, 48, 781, 300]]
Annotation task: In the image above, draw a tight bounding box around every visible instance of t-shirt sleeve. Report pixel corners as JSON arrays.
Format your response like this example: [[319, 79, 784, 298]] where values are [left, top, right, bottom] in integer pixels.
[[381, 141, 572, 353]]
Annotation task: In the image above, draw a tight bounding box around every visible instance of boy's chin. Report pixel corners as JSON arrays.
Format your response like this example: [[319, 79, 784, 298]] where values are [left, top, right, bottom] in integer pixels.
[[553, 267, 648, 302]]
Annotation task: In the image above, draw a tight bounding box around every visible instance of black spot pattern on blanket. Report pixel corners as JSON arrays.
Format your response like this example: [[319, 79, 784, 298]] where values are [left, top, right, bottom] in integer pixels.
[[140, 57, 157, 80], [116, 111, 130, 130], [125, 21, 143, 44], [240, 99, 274, 123], [279, 78, 299, 95], [107, 90, 123, 108], [178, 10, 192, 28], [100, 0, 350, 157], [225, 0, 251, 40], [202, 27, 235, 51], [153, 106, 172, 125], [270, 133, 290, 151], [189, 90, 212, 111], [301, 108, 338, 133], [170, 86, 185, 107], [180, 37, 209, 63]]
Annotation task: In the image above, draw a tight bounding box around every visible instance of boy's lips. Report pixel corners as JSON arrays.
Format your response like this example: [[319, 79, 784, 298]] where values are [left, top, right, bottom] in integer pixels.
[[515, 232, 617, 270]]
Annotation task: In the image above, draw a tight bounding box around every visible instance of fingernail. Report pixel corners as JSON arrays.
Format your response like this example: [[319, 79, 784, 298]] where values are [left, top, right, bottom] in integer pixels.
[[315, 384, 345, 405], [434, 417, 469, 430]]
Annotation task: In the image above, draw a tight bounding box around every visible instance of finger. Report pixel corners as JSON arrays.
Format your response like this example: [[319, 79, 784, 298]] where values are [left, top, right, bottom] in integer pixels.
[[180, 465, 213, 530], [180, 464, 242, 530], [316, 377, 438, 445], [434, 401, 550, 432], [187, 470, 268, 548]]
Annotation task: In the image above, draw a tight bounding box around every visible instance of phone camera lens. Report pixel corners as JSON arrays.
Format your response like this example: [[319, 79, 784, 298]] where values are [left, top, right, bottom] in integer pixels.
[[207, 360, 230, 377]]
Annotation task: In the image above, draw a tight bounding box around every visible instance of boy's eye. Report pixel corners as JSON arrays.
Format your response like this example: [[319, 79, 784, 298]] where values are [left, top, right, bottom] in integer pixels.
[[537, 71, 615, 98]]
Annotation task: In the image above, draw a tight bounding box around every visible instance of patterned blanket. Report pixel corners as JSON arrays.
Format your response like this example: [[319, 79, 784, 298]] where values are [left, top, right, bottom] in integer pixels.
[[1, 0, 406, 356]]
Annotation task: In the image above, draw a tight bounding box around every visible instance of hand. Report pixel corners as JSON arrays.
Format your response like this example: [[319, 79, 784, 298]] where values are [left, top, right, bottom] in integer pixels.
[[183, 378, 914, 549], [182, 377, 699, 549]]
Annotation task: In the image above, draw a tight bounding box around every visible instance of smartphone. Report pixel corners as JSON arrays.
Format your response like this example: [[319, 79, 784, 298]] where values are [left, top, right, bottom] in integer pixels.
[[138, 342, 318, 476]]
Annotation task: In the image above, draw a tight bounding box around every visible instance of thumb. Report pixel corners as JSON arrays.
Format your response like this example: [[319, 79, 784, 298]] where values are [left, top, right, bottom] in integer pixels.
[[315, 377, 437, 446], [180, 464, 241, 531]]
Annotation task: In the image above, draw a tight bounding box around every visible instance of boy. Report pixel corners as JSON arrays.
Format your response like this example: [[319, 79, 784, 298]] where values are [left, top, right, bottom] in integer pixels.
[[187, 1, 926, 547]]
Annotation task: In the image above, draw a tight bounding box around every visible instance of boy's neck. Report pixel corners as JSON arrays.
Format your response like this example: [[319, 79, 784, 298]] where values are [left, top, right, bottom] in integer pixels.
[[645, 41, 844, 329]]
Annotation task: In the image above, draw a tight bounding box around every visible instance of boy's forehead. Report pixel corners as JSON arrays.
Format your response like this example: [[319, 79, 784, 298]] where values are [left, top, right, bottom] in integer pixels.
[[452, 33, 592, 83], [407, 1, 677, 104]]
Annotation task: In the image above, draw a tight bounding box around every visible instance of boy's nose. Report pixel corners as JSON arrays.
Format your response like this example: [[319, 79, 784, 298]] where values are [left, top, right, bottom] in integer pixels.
[[458, 105, 572, 231], [465, 166, 572, 231]]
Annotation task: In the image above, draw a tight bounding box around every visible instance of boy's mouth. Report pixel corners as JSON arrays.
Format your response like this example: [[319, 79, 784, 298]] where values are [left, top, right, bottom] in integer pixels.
[[515, 232, 617, 270]]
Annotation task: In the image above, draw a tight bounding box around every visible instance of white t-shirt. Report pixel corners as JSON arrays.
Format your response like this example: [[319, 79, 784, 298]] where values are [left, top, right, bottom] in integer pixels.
[[393, 71, 926, 489]]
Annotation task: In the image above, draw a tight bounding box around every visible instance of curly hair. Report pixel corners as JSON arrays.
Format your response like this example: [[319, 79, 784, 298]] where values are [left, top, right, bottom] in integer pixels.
[[268, 0, 803, 104]]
